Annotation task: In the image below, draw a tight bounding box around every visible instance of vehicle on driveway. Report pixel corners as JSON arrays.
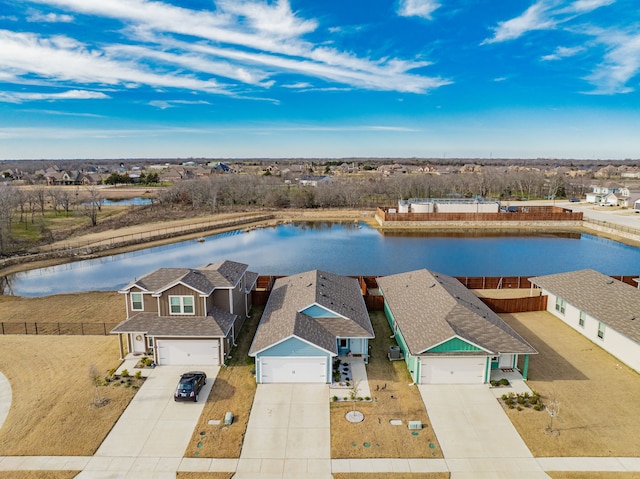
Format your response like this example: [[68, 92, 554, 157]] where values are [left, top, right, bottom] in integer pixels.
[[174, 371, 207, 402]]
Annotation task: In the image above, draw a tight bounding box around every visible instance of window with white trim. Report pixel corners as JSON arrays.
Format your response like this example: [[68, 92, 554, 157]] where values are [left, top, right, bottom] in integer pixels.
[[597, 322, 605, 339], [130, 292, 143, 311], [555, 297, 566, 315], [169, 295, 195, 315], [579, 311, 586, 328]]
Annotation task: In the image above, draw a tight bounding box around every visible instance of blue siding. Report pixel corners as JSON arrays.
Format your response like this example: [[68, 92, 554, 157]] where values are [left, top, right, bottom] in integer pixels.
[[302, 304, 340, 318], [258, 337, 329, 357]]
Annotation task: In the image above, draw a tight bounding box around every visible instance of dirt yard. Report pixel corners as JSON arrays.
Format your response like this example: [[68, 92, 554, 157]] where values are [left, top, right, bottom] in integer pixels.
[[0, 291, 123, 323], [500, 311, 640, 457], [176, 473, 234, 479], [330, 311, 442, 459], [333, 474, 449, 479], [0, 335, 136, 456], [548, 473, 640, 479], [0, 473, 79, 479]]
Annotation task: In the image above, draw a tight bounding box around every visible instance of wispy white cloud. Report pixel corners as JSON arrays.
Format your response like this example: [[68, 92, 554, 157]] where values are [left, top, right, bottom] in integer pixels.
[[541, 45, 585, 61], [483, 1, 557, 44], [0, 89, 109, 103], [26, 9, 74, 22], [483, 0, 615, 44], [281, 82, 312, 89], [583, 28, 640, 94], [16, 0, 448, 94], [397, 0, 441, 20], [149, 99, 211, 109]]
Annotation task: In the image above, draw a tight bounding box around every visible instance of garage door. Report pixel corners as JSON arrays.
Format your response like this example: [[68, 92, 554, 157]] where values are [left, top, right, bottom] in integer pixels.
[[157, 339, 220, 366], [260, 357, 327, 383], [419, 356, 485, 384]]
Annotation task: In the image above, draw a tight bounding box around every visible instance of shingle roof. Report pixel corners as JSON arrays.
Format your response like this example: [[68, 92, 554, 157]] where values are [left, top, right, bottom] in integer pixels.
[[111, 305, 236, 337], [120, 260, 251, 294], [530, 269, 640, 343], [249, 270, 374, 356], [377, 269, 537, 356]]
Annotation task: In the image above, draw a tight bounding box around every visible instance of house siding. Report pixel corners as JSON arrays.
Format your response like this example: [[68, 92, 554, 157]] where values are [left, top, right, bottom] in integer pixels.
[[303, 305, 341, 318], [427, 337, 483, 353], [159, 284, 204, 316], [211, 289, 230, 313], [544, 290, 640, 374], [383, 299, 418, 382], [255, 337, 331, 383]]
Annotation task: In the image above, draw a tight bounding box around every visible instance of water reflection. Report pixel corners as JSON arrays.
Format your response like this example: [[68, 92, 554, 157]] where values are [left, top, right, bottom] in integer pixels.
[[2, 221, 640, 297]]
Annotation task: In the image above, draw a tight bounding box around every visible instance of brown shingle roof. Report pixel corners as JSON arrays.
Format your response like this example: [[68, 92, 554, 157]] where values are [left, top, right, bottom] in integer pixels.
[[111, 305, 236, 337], [530, 269, 640, 343], [377, 269, 537, 356], [249, 270, 374, 356], [120, 260, 251, 294]]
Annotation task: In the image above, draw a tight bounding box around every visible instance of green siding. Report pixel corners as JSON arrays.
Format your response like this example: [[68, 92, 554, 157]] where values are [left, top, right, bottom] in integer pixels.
[[427, 337, 483, 353]]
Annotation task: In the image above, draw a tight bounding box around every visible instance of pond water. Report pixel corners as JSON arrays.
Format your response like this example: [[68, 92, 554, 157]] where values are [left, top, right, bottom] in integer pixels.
[[102, 198, 154, 206], [3, 221, 640, 296]]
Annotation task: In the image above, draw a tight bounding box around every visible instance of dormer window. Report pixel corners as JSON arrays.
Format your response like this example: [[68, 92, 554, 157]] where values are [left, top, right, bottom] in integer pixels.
[[131, 292, 143, 311], [169, 295, 195, 315]]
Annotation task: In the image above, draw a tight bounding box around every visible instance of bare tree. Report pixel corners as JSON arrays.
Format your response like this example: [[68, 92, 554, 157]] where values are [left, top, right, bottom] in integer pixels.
[[83, 186, 103, 227], [0, 185, 19, 255]]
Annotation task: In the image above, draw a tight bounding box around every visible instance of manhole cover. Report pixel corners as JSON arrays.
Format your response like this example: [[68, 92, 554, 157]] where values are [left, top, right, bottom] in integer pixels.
[[345, 411, 364, 423]]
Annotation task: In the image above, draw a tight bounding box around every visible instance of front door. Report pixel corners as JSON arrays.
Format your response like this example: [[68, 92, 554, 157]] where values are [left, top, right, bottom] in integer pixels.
[[338, 338, 349, 355], [132, 333, 146, 354]]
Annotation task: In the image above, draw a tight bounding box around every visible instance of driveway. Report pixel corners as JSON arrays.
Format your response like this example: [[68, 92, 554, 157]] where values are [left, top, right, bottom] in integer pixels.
[[235, 383, 332, 479], [419, 384, 550, 478], [0, 372, 10, 431], [94, 365, 219, 458]]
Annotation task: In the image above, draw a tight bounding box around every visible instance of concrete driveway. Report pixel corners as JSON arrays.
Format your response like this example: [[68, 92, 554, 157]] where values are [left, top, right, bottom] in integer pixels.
[[0, 372, 10, 431], [235, 383, 332, 479], [419, 384, 550, 478], [94, 365, 219, 458]]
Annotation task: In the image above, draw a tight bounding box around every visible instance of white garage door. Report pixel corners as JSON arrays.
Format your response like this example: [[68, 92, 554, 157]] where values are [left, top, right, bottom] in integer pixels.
[[157, 339, 220, 366], [420, 356, 486, 384], [260, 357, 327, 383]]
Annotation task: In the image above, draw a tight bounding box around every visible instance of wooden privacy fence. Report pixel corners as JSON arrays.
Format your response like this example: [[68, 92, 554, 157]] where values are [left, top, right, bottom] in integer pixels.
[[0, 322, 119, 335], [455, 276, 534, 289], [377, 206, 583, 222], [479, 295, 548, 314]]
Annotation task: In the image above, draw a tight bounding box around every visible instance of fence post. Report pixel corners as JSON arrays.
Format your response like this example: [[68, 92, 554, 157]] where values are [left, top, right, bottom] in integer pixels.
[[34, 323, 38, 335], [104, 323, 107, 336], [24, 322, 27, 334], [81, 323, 84, 335], [58, 323, 61, 335], [1, 322, 3, 335]]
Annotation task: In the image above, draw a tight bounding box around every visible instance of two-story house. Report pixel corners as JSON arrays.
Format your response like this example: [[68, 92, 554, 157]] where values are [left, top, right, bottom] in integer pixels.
[[111, 260, 258, 366]]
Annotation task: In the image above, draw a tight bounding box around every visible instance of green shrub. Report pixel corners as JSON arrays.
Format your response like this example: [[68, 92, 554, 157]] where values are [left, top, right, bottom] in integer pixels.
[[332, 396, 338, 402], [501, 394, 508, 401], [121, 369, 129, 378], [499, 378, 510, 386], [134, 371, 142, 380]]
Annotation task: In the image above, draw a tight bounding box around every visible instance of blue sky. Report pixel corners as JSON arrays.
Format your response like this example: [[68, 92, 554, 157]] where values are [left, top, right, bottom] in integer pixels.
[[1, 0, 639, 160]]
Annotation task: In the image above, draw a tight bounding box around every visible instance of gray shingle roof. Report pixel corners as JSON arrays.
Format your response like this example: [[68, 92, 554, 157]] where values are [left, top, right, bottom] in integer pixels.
[[530, 269, 640, 343], [249, 270, 374, 356], [377, 269, 537, 356], [111, 305, 236, 337], [120, 260, 252, 294]]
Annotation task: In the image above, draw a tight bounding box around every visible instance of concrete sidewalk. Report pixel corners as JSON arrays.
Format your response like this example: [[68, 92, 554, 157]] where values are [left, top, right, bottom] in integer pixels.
[[0, 372, 10, 431]]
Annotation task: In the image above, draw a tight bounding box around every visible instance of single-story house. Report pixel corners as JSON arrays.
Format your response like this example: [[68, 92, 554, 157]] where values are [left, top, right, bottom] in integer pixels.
[[249, 270, 374, 383], [530, 269, 640, 374], [377, 269, 537, 384], [112, 260, 258, 366]]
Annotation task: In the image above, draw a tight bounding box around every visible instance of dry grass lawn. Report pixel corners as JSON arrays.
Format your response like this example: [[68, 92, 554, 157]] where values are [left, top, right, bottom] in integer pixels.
[[330, 311, 442, 459], [0, 473, 79, 479], [185, 307, 261, 458], [501, 311, 640, 457], [176, 473, 234, 479], [0, 291, 123, 324], [0, 335, 136, 456]]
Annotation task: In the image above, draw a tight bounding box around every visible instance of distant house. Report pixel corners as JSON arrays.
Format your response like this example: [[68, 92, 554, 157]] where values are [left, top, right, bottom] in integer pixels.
[[112, 260, 258, 366], [586, 185, 630, 205], [299, 175, 331, 187], [377, 269, 537, 384], [530, 269, 640, 374], [249, 270, 374, 383]]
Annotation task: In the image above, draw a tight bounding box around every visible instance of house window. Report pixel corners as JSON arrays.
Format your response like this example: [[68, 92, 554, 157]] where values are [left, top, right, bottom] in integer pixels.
[[147, 337, 154, 348], [169, 295, 195, 315], [339, 339, 348, 348], [130, 292, 143, 311], [555, 297, 566, 315], [598, 322, 605, 339], [579, 311, 586, 328]]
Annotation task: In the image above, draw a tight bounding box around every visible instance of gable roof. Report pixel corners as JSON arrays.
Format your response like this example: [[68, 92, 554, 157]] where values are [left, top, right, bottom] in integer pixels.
[[530, 269, 640, 343], [249, 270, 374, 356], [377, 269, 536, 356], [120, 260, 251, 295], [111, 305, 236, 337]]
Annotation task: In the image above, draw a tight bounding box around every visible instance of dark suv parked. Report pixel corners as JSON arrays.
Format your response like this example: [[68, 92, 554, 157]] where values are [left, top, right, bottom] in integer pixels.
[[174, 371, 207, 402]]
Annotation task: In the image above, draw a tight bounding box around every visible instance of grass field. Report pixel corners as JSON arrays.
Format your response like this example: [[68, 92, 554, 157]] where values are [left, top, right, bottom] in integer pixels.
[[333, 474, 449, 479], [0, 473, 79, 479], [0, 335, 135, 456], [501, 311, 640, 457], [330, 311, 442, 459]]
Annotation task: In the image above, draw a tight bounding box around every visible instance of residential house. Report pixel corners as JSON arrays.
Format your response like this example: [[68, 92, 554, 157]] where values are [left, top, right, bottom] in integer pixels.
[[586, 185, 630, 205], [377, 269, 537, 384], [112, 260, 258, 366], [249, 270, 374, 383], [530, 269, 640, 374], [299, 175, 331, 187]]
